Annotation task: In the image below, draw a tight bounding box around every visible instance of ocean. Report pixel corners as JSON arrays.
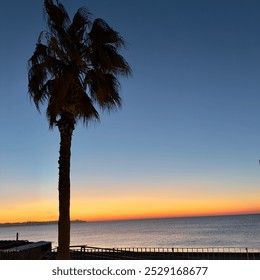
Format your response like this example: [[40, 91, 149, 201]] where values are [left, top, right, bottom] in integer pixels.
[[0, 214, 259, 249]]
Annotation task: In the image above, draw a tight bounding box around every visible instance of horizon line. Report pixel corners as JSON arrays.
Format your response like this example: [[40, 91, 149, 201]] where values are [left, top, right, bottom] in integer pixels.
[[1, 212, 259, 225]]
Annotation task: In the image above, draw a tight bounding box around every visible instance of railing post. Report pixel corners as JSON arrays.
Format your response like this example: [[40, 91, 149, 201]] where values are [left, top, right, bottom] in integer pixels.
[[246, 248, 249, 260]]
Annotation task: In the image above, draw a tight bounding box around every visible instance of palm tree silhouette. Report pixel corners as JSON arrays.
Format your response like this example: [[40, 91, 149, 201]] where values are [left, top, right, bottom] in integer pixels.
[[28, 0, 131, 259]]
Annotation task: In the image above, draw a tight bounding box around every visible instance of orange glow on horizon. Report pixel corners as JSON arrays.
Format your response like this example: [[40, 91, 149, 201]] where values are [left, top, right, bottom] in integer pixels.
[[74, 205, 260, 223], [69, 187, 260, 222], [1, 185, 259, 223]]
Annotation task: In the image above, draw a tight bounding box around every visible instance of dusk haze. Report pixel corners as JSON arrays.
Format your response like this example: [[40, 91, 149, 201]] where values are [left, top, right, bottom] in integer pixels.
[[1, 0, 260, 226]]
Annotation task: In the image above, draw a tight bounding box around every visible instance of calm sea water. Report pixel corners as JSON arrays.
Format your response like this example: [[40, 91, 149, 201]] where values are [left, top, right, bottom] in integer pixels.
[[0, 214, 259, 248]]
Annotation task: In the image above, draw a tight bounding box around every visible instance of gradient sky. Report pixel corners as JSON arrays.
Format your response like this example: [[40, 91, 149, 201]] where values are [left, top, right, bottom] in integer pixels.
[[0, 0, 260, 223]]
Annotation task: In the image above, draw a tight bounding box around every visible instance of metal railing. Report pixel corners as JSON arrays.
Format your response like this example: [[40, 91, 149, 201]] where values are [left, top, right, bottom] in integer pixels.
[[51, 245, 260, 260], [68, 245, 260, 253]]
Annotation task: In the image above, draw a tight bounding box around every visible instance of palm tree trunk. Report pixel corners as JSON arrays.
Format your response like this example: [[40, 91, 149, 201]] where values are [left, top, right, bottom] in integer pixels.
[[56, 116, 75, 260]]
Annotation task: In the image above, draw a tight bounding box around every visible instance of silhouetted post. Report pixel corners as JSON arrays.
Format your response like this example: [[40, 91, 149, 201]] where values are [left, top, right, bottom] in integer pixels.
[[16, 232, 19, 241], [246, 248, 249, 260]]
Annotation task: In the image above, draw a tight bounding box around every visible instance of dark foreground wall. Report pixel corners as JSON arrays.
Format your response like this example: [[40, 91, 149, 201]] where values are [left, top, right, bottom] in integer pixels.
[[0, 241, 52, 260]]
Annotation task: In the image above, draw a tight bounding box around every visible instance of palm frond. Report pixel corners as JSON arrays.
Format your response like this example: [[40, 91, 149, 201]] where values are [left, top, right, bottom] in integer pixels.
[[28, 64, 47, 110], [89, 18, 125, 48], [90, 44, 131, 76], [75, 90, 100, 125], [88, 70, 121, 110], [46, 86, 61, 128], [48, 36, 67, 61], [44, 0, 70, 35], [68, 7, 92, 37]]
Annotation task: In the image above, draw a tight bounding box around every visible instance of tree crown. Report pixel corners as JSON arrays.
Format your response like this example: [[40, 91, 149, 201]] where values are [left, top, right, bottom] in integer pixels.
[[28, 0, 131, 128]]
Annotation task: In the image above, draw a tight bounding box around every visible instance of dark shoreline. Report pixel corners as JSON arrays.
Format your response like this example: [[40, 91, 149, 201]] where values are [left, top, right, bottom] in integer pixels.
[[0, 220, 86, 227]]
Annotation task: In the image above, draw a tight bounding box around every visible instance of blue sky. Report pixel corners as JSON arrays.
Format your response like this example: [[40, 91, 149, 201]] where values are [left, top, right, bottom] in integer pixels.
[[0, 0, 260, 222]]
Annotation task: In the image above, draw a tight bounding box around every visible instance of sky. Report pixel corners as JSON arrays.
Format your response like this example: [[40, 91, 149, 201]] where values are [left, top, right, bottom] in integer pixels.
[[0, 0, 260, 223]]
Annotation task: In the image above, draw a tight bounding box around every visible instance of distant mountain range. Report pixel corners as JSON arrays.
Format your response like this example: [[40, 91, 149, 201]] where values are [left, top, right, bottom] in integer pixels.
[[0, 220, 86, 227]]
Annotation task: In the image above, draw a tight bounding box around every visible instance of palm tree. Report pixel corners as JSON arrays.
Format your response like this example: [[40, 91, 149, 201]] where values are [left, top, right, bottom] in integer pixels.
[[28, 0, 131, 259]]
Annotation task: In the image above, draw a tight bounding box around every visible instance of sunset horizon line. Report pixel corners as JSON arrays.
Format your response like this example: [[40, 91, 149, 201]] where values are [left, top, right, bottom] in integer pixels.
[[1, 211, 259, 225]]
